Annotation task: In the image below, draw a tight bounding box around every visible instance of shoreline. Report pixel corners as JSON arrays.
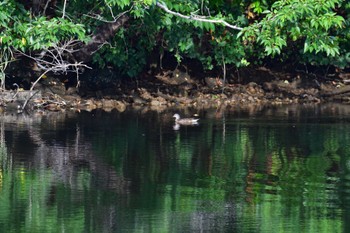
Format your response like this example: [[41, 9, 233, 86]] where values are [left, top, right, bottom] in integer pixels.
[[1, 69, 350, 113]]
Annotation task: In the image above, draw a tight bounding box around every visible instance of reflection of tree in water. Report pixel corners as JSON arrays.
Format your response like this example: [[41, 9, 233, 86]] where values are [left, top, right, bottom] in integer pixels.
[[1, 112, 130, 193], [0, 112, 131, 232]]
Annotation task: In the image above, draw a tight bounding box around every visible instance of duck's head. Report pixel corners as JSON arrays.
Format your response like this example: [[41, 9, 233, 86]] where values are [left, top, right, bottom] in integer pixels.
[[173, 113, 180, 120]]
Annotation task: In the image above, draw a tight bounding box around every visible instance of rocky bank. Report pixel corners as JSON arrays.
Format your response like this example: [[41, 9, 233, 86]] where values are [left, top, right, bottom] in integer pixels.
[[1, 67, 350, 113]]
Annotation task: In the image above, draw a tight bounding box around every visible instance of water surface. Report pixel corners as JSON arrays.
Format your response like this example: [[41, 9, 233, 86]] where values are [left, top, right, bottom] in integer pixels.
[[1, 104, 350, 232]]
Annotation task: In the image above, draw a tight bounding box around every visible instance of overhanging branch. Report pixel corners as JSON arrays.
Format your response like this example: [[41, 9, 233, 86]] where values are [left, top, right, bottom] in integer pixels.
[[156, 1, 243, 31]]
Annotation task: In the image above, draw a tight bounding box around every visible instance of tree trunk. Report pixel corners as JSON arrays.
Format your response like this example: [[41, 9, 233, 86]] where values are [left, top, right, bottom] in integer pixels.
[[75, 14, 129, 63]]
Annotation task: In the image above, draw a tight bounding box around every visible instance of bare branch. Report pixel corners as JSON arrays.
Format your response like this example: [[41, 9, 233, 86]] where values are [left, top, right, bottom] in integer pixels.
[[62, 0, 67, 18], [21, 90, 40, 111], [83, 4, 132, 23], [14, 38, 91, 91], [29, 62, 90, 91], [43, 0, 51, 16], [156, 1, 243, 31]]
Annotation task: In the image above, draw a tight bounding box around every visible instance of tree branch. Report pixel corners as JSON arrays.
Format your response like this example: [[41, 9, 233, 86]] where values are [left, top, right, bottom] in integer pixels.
[[156, 1, 243, 31], [62, 0, 67, 18], [75, 13, 129, 62]]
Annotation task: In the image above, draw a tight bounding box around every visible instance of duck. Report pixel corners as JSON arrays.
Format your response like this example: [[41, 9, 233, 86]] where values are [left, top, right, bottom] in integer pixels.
[[173, 113, 199, 125]]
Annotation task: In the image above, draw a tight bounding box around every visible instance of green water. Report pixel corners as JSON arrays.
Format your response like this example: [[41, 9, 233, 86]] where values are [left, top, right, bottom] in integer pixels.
[[0, 104, 350, 232]]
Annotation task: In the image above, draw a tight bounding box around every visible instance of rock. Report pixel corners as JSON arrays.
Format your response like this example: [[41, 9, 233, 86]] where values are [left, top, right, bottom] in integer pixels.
[[150, 100, 161, 106], [40, 77, 66, 96], [156, 69, 194, 85], [81, 99, 97, 111], [5, 101, 23, 111], [66, 87, 77, 95], [102, 99, 116, 108], [95, 100, 103, 108], [205, 77, 225, 88], [132, 93, 147, 105], [45, 103, 61, 111], [62, 94, 81, 102], [246, 86, 256, 95], [139, 88, 153, 100], [115, 101, 127, 112]]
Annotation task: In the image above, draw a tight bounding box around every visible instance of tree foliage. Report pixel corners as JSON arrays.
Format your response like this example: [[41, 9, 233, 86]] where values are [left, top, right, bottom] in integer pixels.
[[0, 1, 87, 51], [240, 0, 347, 66], [0, 0, 348, 79]]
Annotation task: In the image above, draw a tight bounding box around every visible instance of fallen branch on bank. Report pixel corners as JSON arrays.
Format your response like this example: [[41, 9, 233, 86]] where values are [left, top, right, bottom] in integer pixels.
[[21, 90, 40, 111]]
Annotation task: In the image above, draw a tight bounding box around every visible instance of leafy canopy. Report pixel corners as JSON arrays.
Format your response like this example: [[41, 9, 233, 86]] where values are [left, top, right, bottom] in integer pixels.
[[0, 0, 349, 78]]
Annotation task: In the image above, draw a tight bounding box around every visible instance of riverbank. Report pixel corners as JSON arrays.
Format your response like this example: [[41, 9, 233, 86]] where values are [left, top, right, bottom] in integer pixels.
[[1, 67, 350, 113]]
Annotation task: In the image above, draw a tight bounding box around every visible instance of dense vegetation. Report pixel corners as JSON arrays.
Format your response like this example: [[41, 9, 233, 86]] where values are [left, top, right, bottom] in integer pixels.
[[0, 0, 349, 82]]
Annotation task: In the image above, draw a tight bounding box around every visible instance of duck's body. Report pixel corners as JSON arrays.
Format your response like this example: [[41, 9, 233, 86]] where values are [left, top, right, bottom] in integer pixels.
[[173, 113, 199, 125]]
